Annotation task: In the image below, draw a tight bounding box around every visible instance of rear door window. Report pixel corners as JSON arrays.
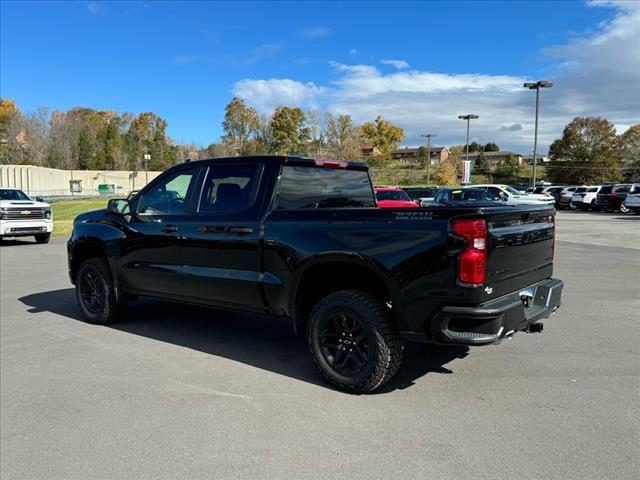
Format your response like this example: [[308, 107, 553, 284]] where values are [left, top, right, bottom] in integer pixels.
[[277, 166, 375, 209], [198, 163, 262, 213]]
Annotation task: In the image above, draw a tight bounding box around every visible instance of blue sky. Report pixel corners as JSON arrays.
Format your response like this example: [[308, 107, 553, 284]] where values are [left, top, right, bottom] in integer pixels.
[[1, 1, 638, 152]]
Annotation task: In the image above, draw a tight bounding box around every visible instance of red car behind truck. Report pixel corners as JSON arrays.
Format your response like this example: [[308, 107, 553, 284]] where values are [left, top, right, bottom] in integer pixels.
[[374, 187, 419, 208]]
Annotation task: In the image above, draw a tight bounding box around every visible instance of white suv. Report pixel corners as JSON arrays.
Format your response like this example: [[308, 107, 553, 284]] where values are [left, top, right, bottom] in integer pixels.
[[571, 186, 601, 211], [0, 188, 53, 243]]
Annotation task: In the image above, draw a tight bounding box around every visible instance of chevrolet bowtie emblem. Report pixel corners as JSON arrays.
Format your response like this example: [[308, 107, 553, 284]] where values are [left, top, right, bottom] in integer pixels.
[[21, 210, 31, 215]]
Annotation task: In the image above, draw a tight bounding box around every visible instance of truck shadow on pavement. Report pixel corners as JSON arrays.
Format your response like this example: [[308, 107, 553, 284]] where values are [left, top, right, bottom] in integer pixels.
[[19, 288, 469, 394]]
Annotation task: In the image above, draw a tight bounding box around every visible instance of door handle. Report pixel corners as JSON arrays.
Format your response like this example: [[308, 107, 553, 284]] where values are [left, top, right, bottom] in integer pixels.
[[161, 225, 178, 233], [227, 226, 253, 234], [197, 225, 227, 233]]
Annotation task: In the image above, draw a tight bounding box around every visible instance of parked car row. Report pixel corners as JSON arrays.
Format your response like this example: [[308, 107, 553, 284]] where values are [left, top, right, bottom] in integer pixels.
[[376, 183, 640, 214]]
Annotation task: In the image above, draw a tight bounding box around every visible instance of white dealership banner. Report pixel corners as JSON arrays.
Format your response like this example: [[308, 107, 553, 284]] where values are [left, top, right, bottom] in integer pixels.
[[461, 160, 473, 184]]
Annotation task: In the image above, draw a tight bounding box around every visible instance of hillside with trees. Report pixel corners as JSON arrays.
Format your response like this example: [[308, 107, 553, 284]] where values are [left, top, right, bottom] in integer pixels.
[[1, 98, 637, 185]]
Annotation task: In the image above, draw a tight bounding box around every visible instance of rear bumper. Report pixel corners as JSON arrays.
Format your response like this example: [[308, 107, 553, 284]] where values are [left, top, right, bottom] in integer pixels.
[[402, 278, 564, 346]]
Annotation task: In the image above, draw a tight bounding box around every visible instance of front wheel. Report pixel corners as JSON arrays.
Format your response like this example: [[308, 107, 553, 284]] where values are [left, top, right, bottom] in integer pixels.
[[76, 258, 125, 325], [35, 233, 51, 244], [306, 290, 403, 394]]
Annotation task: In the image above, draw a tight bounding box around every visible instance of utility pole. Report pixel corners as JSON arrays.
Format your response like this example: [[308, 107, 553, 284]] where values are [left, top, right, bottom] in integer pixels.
[[458, 115, 479, 184], [524, 80, 553, 187], [421, 133, 437, 186]]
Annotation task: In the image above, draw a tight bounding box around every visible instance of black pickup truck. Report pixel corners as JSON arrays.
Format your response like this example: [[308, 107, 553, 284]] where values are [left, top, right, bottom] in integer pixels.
[[68, 156, 563, 393]]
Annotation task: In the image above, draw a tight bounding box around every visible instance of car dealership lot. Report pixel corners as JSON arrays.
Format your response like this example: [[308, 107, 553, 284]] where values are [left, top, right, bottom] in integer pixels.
[[1, 212, 639, 479]]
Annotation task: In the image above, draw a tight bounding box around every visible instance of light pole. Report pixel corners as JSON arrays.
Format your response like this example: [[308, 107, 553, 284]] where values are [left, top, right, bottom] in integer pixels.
[[458, 114, 478, 183], [143, 150, 151, 185], [524, 80, 553, 187], [421, 133, 437, 186]]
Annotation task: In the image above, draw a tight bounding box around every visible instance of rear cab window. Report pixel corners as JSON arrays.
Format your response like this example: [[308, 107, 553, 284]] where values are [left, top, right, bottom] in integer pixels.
[[277, 166, 375, 209]]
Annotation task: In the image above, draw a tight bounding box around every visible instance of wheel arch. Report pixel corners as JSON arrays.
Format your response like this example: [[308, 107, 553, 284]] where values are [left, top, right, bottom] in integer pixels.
[[289, 254, 401, 335]]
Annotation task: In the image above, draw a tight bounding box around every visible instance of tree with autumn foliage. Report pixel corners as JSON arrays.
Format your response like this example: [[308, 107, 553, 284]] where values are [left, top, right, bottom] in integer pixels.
[[619, 124, 640, 172], [548, 117, 622, 184], [361, 115, 404, 160], [324, 113, 361, 161], [221, 97, 260, 156], [270, 106, 310, 155]]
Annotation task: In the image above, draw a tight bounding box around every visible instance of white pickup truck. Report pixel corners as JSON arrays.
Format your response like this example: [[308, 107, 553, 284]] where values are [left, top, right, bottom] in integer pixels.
[[0, 188, 53, 243]]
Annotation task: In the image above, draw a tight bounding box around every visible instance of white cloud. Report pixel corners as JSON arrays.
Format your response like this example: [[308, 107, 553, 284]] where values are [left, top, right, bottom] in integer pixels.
[[233, 79, 324, 113], [301, 26, 333, 38], [86, 2, 99, 14], [381, 59, 409, 70], [232, 2, 639, 152], [243, 43, 283, 65], [349, 49, 358, 56]]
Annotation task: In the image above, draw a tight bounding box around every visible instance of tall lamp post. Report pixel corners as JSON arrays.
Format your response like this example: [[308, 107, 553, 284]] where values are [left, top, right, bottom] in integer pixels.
[[143, 150, 151, 185], [420, 133, 437, 186], [458, 114, 478, 183], [524, 80, 553, 187]]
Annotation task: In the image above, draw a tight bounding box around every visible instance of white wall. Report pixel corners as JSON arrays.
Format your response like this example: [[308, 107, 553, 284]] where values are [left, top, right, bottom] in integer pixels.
[[0, 165, 162, 197]]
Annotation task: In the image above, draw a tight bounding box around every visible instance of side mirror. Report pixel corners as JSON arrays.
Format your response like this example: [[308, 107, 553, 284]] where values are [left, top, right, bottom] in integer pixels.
[[127, 190, 140, 201], [107, 198, 130, 215], [35, 196, 44, 202]]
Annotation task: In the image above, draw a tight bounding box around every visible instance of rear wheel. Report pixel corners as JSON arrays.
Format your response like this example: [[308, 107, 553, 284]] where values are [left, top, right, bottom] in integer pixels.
[[34, 233, 51, 244], [76, 258, 125, 325], [306, 290, 403, 394]]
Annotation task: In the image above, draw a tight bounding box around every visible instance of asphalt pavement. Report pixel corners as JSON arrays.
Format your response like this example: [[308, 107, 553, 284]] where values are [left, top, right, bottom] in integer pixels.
[[1, 211, 639, 479]]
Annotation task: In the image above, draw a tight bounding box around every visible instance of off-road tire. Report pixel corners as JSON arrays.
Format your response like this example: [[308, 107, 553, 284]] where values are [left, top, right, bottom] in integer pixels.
[[34, 233, 51, 244], [76, 258, 125, 325], [306, 289, 403, 394]]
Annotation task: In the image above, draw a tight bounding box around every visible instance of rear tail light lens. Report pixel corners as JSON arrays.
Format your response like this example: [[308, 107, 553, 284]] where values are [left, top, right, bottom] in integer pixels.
[[452, 218, 487, 285]]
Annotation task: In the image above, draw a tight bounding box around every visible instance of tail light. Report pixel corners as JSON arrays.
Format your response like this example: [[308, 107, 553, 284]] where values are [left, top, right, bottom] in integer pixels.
[[452, 218, 487, 285]]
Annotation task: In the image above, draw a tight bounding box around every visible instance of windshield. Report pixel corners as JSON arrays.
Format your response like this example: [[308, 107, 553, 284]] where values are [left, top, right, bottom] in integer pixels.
[[0, 189, 31, 201], [376, 190, 410, 201], [451, 189, 493, 201], [503, 186, 522, 195]]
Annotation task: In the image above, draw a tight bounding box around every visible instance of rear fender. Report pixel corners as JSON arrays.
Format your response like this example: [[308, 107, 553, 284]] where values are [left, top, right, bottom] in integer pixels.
[[288, 253, 403, 333]]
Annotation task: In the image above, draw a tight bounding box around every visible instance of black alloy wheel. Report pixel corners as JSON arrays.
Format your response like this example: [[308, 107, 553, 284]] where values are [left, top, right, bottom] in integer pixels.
[[75, 258, 125, 325], [79, 268, 106, 314], [319, 312, 370, 377], [307, 290, 403, 394]]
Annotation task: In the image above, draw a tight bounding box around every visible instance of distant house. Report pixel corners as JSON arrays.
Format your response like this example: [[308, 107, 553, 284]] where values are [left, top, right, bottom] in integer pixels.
[[390, 146, 450, 165], [360, 144, 377, 157], [464, 151, 524, 167], [521, 154, 550, 165]]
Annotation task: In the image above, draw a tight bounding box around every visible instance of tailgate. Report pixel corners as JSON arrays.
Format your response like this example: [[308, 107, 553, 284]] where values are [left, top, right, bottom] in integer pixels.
[[483, 207, 555, 301]]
